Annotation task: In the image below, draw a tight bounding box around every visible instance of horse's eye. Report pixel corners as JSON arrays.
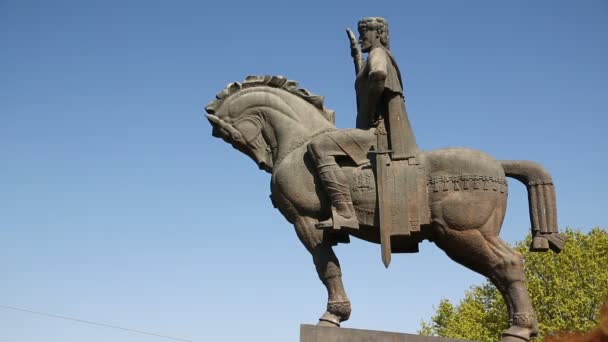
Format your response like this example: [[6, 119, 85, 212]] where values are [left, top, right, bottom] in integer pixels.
[[234, 119, 261, 143]]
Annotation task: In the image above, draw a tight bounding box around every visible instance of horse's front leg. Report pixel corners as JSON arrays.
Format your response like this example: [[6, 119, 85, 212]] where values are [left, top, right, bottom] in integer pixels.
[[294, 215, 351, 327]]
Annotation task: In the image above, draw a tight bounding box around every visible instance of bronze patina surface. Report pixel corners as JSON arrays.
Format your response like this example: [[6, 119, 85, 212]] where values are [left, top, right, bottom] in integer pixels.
[[205, 17, 564, 342]]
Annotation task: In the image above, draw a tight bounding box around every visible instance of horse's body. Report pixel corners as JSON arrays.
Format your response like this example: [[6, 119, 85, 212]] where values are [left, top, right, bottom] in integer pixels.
[[206, 76, 564, 342], [272, 142, 507, 243]]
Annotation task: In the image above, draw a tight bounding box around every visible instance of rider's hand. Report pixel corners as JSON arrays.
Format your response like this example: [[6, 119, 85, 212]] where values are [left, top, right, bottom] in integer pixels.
[[346, 28, 361, 58]]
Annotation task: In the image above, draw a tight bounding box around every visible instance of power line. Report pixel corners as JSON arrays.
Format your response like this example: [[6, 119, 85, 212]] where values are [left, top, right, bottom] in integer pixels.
[[0, 304, 193, 342]]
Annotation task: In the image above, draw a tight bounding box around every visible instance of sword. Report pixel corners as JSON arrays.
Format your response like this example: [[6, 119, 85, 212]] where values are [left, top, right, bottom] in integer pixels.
[[372, 142, 393, 268]]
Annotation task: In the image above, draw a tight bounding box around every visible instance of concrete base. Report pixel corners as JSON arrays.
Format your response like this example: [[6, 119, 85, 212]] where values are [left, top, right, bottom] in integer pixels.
[[300, 324, 469, 342]]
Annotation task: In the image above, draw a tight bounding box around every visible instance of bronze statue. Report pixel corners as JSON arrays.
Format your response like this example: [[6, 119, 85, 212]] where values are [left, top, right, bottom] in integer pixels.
[[205, 17, 565, 342]]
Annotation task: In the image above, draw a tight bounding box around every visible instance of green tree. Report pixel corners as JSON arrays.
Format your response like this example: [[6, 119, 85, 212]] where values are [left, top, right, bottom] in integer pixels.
[[420, 228, 608, 341]]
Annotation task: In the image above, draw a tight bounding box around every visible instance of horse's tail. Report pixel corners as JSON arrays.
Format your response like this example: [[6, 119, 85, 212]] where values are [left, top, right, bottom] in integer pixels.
[[500, 160, 565, 253]]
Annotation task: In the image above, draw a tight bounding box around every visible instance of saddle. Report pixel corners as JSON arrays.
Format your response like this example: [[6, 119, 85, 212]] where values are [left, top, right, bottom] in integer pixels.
[[348, 156, 430, 256]]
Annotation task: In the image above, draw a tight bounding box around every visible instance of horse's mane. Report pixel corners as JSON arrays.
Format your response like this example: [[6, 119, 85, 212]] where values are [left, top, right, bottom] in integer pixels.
[[205, 75, 335, 124]]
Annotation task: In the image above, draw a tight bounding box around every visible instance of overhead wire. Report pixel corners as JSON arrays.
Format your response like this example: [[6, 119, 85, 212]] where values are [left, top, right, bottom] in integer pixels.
[[0, 304, 193, 342]]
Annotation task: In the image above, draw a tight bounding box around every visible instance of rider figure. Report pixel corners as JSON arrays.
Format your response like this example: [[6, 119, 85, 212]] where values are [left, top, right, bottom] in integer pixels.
[[307, 17, 418, 231]]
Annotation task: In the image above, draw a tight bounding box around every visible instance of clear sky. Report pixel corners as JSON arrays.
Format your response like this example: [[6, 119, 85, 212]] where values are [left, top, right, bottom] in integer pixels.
[[1, 1, 607, 341]]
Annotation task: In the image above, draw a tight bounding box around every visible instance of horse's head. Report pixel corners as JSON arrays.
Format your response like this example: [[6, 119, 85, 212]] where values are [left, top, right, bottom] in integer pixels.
[[206, 108, 274, 172], [205, 75, 335, 173]]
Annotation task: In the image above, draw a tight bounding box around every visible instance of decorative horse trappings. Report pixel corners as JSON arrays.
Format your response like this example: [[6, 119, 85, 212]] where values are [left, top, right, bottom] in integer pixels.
[[205, 75, 565, 342]]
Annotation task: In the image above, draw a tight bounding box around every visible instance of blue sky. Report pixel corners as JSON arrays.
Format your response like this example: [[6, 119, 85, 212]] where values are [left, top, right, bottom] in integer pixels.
[[1, 1, 607, 341]]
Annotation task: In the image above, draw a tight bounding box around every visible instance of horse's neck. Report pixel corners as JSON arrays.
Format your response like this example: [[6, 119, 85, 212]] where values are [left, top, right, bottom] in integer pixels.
[[265, 106, 335, 165]]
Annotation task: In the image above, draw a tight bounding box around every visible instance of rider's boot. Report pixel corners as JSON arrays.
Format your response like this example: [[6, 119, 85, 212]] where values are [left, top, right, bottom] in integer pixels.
[[315, 163, 360, 231]]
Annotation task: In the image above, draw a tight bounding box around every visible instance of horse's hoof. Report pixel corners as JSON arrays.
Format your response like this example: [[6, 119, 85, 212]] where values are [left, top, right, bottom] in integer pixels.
[[501, 335, 528, 342], [501, 326, 531, 342], [318, 312, 341, 327], [317, 319, 340, 327]]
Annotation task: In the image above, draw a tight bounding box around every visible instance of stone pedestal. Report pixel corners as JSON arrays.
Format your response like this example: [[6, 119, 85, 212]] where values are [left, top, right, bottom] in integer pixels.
[[300, 324, 469, 342]]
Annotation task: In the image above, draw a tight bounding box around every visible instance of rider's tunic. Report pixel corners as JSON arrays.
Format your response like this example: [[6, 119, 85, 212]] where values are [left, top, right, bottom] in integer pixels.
[[355, 47, 417, 160], [333, 47, 417, 164]]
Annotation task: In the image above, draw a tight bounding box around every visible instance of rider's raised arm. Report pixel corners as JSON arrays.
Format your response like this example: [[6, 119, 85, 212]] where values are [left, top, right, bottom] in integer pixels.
[[346, 28, 363, 75]]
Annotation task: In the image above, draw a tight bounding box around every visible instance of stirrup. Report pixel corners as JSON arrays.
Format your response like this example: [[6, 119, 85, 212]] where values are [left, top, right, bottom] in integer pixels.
[[316, 207, 359, 231]]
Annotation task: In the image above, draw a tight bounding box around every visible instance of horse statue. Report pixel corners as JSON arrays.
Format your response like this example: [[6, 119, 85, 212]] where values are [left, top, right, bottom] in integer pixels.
[[204, 75, 565, 342]]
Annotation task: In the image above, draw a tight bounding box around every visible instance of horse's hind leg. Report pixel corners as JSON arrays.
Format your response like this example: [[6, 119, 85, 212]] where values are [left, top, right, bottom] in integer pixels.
[[432, 211, 538, 341], [293, 215, 351, 327], [485, 237, 539, 341]]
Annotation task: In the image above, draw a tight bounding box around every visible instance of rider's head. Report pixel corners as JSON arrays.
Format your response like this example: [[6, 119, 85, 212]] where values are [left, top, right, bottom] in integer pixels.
[[358, 17, 390, 51]]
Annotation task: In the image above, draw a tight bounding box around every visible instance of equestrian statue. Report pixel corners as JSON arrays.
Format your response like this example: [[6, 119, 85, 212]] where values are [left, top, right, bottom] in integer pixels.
[[204, 17, 565, 342]]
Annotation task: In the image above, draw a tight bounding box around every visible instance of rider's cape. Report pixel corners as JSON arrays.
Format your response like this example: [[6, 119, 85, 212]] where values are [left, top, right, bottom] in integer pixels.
[[383, 49, 417, 160]]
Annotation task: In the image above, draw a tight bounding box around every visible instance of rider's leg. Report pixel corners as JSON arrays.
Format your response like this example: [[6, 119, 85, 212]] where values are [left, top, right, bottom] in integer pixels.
[[307, 135, 359, 230], [316, 162, 359, 229]]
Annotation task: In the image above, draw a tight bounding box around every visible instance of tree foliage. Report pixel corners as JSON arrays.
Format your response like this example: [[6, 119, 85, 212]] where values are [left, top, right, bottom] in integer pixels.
[[419, 228, 608, 341]]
